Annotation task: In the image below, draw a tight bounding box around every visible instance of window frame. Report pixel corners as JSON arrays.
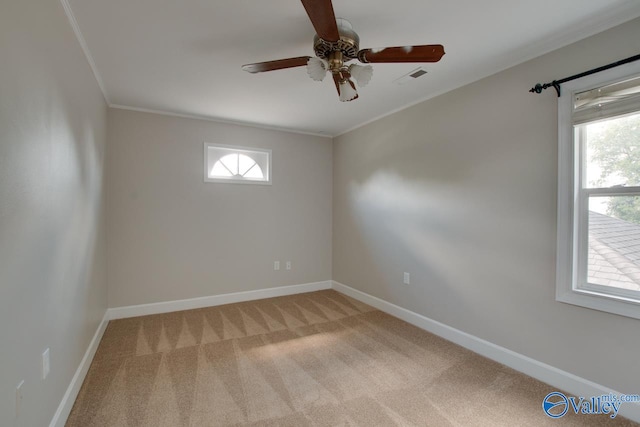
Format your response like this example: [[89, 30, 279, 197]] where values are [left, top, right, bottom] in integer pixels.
[[556, 60, 640, 320], [203, 143, 272, 185]]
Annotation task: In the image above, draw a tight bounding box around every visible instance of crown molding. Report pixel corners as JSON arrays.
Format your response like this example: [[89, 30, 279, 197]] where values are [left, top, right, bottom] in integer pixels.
[[59, 0, 110, 104]]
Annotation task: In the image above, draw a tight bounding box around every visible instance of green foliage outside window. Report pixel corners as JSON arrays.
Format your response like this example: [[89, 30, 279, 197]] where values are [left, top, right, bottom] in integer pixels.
[[589, 113, 640, 224]]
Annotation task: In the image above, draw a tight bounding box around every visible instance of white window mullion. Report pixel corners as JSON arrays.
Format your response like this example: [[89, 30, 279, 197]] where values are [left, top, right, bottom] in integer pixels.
[[585, 187, 640, 196], [576, 190, 590, 291], [574, 125, 588, 291]]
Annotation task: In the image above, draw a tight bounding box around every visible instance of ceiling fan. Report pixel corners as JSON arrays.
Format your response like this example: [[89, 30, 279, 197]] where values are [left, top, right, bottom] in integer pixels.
[[241, 0, 445, 102]]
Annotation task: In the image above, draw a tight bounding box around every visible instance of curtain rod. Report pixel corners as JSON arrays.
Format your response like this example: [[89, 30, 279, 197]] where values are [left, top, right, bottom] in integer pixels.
[[529, 53, 640, 97]]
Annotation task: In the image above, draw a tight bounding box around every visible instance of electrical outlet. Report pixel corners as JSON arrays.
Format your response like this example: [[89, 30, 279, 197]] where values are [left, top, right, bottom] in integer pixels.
[[274, 261, 280, 271], [42, 348, 50, 380], [403, 272, 410, 285], [286, 261, 291, 270], [16, 380, 24, 418]]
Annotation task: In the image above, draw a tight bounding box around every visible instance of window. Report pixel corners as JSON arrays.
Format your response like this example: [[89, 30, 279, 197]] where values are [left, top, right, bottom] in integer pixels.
[[557, 61, 640, 319], [204, 143, 271, 185]]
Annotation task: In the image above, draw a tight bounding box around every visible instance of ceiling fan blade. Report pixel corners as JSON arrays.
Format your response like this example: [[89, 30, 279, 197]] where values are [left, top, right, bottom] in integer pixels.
[[332, 72, 341, 95], [242, 56, 311, 73], [358, 45, 445, 63], [348, 79, 358, 100], [300, 0, 340, 42]]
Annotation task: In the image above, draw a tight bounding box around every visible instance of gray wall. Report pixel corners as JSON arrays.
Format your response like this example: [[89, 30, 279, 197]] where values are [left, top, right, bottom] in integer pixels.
[[107, 109, 332, 307], [0, 1, 108, 426], [333, 18, 640, 395]]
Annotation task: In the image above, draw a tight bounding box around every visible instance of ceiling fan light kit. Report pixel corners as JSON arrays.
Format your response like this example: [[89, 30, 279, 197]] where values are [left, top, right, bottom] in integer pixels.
[[242, 0, 445, 102], [338, 79, 358, 102], [349, 63, 373, 87], [306, 57, 329, 81]]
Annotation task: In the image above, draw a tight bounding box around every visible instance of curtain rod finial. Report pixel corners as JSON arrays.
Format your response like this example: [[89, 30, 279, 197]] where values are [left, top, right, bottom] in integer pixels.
[[529, 83, 544, 94], [528, 81, 561, 96]]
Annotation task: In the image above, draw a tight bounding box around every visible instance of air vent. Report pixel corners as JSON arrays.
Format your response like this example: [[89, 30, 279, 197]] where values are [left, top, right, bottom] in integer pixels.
[[393, 67, 429, 85]]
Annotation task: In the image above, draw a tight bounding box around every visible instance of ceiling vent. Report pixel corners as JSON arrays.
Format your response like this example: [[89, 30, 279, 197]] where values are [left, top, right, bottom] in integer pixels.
[[393, 67, 428, 85]]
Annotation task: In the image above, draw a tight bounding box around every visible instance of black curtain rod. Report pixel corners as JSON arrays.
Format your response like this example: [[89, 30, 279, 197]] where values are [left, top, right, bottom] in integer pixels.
[[529, 53, 640, 97]]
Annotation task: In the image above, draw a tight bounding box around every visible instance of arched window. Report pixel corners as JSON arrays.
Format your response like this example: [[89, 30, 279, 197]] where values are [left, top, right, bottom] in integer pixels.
[[211, 154, 264, 179], [204, 143, 271, 185]]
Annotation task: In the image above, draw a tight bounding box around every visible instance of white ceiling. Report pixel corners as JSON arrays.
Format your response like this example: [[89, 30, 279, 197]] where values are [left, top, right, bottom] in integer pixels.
[[66, 0, 640, 137]]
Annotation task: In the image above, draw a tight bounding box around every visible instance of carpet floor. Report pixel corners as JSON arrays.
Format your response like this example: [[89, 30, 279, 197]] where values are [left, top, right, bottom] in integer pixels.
[[66, 290, 637, 426]]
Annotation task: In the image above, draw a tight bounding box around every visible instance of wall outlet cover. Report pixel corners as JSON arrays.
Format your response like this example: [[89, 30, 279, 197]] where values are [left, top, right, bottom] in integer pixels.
[[403, 272, 410, 285]]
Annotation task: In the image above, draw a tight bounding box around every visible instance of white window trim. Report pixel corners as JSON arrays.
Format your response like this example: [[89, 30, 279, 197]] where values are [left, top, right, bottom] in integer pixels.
[[556, 60, 640, 320], [204, 143, 272, 185]]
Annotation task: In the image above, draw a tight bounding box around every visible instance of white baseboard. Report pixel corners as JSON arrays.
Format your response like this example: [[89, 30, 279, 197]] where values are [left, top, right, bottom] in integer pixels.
[[107, 281, 332, 320], [331, 280, 640, 423], [49, 311, 110, 427]]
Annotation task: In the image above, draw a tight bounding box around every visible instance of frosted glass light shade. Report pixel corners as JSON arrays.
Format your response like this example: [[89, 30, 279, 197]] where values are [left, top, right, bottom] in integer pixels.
[[339, 80, 358, 102], [307, 57, 329, 81], [349, 64, 373, 87]]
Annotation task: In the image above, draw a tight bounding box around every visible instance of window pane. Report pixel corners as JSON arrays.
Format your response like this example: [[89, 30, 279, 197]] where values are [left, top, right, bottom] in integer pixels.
[[211, 161, 233, 177], [237, 154, 257, 176], [583, 112, 640, 188], [588, 196, 640, 291], [220, 154, 239, 176], [242, 163, 264, 179]]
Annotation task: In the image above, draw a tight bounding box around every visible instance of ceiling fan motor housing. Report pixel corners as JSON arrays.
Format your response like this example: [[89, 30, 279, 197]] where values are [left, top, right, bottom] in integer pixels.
[[313, 18, 359, 62]]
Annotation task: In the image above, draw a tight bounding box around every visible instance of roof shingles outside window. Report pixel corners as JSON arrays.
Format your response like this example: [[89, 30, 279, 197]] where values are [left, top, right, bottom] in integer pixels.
[[588, 211, 640, 291]]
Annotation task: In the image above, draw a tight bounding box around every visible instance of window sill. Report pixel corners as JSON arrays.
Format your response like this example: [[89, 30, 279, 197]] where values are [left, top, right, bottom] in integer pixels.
[[204, 177, 272, 185], [556, 287, 640, 320]]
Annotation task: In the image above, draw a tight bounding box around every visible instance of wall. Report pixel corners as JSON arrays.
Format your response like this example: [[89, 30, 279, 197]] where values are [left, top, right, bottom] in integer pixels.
[[0, 1, 108, 426], [333, 18, 640, 396], [107, 109, 332, 307]]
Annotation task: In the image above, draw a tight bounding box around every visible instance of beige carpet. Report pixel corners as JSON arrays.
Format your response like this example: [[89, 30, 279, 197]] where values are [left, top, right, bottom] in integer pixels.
[[67, 290, 637, 426]]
